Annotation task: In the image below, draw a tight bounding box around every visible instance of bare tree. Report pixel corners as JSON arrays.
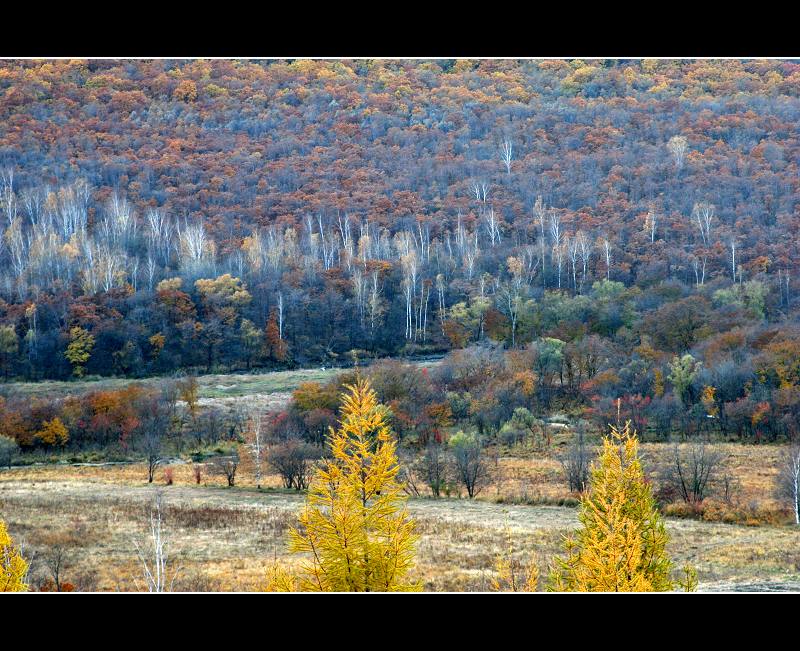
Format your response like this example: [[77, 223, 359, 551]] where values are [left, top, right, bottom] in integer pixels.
[[450, 432, 488, 498], [576, 230, 593, 292], [776, 444, 800, 525], [419, 441, 449, 498], [533, 196, 548, 288], [497, 257, 524, 347], [600, 236, 612, 280], [688, 202, 714, 287], [470, 180, 490, 206], [485, 207, 502, 247], [690, 253, 707, 287], [41, 540, 71, 591], [500, 139, 513, 175], [368, 269, 385, 331], [665, 440, 724, 504], [136, 399, 171, 483], [178, 220, 215, 275], [559, 423, 592, 493], [644, 206, 658, 243], [566, 234, 579, 292], [549, 210, 563, 288], [267, 440, 319, 490], [141, 434, 163, 484], [398, 449, 422, 497], [691, 202, 714, 247], [245, 410, 265, 489], [211, 451, 240, 487], [132, 492, 179, 592], [667, 135, 688, 170]]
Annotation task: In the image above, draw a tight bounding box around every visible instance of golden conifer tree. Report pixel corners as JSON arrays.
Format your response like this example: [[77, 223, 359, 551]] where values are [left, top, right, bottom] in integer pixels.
[[491, 519, 539, 592], [268, 378, 420, 592], [548, 421, 695, 592], [1, 517, 28, 592]]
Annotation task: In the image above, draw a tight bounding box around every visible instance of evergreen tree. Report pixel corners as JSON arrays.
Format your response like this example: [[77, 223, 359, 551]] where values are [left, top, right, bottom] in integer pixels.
[[0, 518, 28, 592], [267, 378, 420, 592], [549, 421, 696, 592], [491, 519, 539, 592]]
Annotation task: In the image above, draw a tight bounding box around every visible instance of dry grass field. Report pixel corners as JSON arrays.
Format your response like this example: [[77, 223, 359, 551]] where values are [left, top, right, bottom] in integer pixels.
[[2, 361, 795, 591], [1, 367, 338, 401], [489, 442, 784, 513], [2, 454, 799, 592], [0, 359, 443, 419]]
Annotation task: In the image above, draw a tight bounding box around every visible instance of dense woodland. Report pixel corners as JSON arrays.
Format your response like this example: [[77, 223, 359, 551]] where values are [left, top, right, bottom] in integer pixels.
[[2, 59, 800, 449]]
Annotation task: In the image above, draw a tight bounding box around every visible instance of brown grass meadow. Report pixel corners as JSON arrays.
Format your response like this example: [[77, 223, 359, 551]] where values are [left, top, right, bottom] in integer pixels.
[[3, 441, 799, 592]]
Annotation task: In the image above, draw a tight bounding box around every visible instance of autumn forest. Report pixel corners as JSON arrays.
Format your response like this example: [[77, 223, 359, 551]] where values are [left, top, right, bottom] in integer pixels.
[[2, 58, 800, 593]]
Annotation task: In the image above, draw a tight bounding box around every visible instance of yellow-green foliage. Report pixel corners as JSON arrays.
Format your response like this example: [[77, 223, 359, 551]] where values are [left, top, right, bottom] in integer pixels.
[[267, 378, 420, 592], [35, 417, 69, 446], [549, 421, 695, 592], [0, 518, 28, 592], [491, 520, 539, 592], [64, 326, 94, 377]]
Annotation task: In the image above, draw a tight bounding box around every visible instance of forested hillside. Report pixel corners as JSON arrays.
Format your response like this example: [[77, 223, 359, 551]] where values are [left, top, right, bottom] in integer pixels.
[[1, 59, 800, 445]]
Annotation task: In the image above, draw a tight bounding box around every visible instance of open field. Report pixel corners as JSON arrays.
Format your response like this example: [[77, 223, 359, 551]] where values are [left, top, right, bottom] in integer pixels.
[[1, 358, 444, 416], [2, 461, 799, 592], [0, 367, 339, 400], [2, 359, 795, 591]]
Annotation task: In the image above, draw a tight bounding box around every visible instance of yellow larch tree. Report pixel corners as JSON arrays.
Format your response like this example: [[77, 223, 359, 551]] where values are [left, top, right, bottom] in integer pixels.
[[266, 378, 420, 592], [491, 518, 539, 592], [1, 517, 28, 592], [548, 421, 696, 592]]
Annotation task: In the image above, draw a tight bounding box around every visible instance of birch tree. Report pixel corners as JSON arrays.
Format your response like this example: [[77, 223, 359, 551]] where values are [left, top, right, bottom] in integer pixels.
[[644, 207, 658, 243], [576, 230, 593, 293], [485, 207, 501, 247], [246, 410, 265, 489], [667, 135, 688, 170], [691, 202, 713, 247], [600, 236, 612, 281], [500, 139, 513, 175], [777, 444, 800, 525], [498, 256, 525, 347], [549, 209, 563, 289], [132, 492, 179, 592], [534, 196, 547, 287]]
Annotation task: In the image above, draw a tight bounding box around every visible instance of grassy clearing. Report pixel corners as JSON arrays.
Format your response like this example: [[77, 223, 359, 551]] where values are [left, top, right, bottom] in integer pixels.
[[2, 462, 799, 592], [1, 367, 339, 400], [1, 358, 443, 401], [2, 359, 794, 591]]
